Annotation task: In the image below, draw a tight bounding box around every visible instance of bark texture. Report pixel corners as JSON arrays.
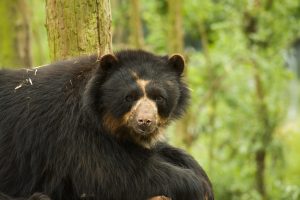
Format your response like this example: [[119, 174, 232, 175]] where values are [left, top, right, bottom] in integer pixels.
[[46, 0, 112, 61], [130, 0, 144, 48], [167, 0, 183, 53]]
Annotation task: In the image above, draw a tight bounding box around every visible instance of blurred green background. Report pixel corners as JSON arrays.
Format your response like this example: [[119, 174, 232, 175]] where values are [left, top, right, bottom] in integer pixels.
[[0, 0, 299, 199]]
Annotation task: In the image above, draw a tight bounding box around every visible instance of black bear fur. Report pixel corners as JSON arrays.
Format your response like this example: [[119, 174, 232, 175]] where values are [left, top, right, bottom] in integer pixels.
[[0, 50, 213, 200]]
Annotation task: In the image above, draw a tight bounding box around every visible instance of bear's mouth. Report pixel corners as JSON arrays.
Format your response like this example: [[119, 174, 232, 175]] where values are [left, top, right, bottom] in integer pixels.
[[133, 126, 157, 137], [129, 127, 163, 148], [135, 128, 149, 136]]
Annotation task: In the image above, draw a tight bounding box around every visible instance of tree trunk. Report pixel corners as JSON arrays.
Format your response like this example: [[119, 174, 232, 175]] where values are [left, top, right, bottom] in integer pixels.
[[255, 149, 266, 198], [0, 0, 32, 67], [45, 0, 112, 61], [252, 60, 271, 200], [167, 0, 183, 53], [130, 0, 144, 48]]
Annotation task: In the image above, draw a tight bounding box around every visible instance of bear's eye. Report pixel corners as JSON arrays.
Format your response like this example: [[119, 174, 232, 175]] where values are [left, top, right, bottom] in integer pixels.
[[125, 94, 136, 102], [155, 95, 165, 103]]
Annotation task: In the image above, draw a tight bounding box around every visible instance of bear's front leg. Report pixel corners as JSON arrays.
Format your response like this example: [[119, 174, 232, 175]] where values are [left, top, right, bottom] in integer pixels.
[[140, 159, 206, 200], [155, 143, 214, 200]]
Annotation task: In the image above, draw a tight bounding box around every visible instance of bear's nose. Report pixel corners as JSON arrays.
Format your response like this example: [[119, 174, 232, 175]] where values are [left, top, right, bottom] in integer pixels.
[[137, 118, 153, 132], [137, 118, 152, 126], [133, 98, 157, 133]]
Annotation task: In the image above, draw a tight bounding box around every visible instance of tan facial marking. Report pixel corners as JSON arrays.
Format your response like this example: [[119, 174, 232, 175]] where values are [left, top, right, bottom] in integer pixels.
[[126, 96, 165, 148], [131, 71, 139, 80], [136, 79, 149, 95], [134, 97, 158, 120], [102, 113, 122, 134], [136, 130, 166, 149], [157, 116, 169, 127], [123, 111, 133, 124], [103, 111, 132, 138]]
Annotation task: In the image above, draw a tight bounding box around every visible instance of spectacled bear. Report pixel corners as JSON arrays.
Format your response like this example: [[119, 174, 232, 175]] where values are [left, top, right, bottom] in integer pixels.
[[0, 50, 213, 200]]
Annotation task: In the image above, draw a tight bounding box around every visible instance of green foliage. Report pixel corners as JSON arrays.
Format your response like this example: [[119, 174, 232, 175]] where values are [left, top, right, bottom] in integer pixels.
[[29, 0, 50, 66], [0, 0, 49, 67], [141, 0, 168, 52], [0, 0, 21, 67], [173, 1, 300, 199]]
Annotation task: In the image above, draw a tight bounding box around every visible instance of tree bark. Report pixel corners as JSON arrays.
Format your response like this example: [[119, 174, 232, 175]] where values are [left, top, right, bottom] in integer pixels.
[[252, 59, 272, 200], [0, 0, 32, 67], [255, 149, 266, 198], [130, 0, 144, 48], [167, 0, 183, 53], [45, 0, 112, 61]]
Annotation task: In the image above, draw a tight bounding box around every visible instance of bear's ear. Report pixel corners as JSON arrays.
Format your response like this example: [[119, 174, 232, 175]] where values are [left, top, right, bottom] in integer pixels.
[[99, 54, 118, 73], [168, 54, 185, 75]]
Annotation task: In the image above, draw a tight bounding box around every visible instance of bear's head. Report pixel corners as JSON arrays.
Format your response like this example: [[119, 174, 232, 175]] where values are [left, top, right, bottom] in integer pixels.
[[85, 50, 190, 148]]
